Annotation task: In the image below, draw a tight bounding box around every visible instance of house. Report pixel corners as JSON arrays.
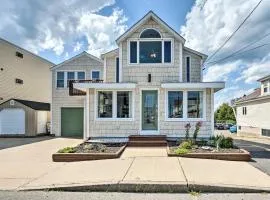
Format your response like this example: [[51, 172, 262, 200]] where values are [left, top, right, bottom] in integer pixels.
[[0, 38, 54, 135], [51, 11, 225, 140], [0, 99, 50, 136], [233, 74, 270, 138]]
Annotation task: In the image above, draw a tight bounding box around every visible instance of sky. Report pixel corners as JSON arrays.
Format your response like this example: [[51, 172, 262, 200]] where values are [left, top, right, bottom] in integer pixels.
[[1, 0, 270, 109]]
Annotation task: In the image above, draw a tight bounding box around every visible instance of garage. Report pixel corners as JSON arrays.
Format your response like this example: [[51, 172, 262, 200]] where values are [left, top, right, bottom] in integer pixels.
[[0, 99, 50, 136], [0, 108, 25, 134], [61, 107, 84, 138]]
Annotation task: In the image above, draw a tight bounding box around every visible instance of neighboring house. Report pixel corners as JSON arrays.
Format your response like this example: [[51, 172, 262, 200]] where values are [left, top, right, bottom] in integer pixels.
[[233, 74, 270, 138], [0, 38, 54, 103], [0, 38, 54, 135], [51, 11, 225, 139]]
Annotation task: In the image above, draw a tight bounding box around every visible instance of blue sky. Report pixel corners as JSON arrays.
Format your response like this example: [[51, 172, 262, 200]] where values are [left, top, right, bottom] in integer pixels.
[[1, 0, 270, 108]]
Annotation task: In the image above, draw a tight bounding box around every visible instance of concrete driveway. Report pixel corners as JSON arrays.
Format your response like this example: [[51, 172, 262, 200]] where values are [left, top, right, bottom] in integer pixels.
[[0, 137, 82, 190]]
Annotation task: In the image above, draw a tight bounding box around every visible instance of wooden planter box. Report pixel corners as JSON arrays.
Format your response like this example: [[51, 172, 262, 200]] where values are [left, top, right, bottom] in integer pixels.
[[52, 145, 126, 162], [167, 146, 251, 161]]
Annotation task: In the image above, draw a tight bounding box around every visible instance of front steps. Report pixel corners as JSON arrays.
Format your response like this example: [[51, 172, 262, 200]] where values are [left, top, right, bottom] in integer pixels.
[[128, 135, 167, 147]]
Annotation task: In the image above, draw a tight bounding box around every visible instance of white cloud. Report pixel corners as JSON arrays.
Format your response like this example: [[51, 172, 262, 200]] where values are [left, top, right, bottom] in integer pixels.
[[0, 0, 127, 58]]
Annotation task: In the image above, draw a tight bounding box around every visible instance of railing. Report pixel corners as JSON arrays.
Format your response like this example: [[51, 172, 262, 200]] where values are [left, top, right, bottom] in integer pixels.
[[69, 79, 104, 96]]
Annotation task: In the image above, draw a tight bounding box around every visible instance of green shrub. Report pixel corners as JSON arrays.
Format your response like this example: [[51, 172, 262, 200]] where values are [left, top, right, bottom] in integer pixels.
[[174, 148, 190, 154], [221, 137, 233, 148], [179, 140, 192, 149], [58, 147, 76, 153], [208, 135, 234, 149]]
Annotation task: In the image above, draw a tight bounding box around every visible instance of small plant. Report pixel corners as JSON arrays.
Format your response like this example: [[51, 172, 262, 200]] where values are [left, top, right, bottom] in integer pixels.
[[185, 123, 191, 140], [189, 190, 201, 196], [179, 140, 192, 149], [84, 143, 107, 152], [174, 148, 190, 154], [58, 147, 76, 153], [193, 121, 202, 142]]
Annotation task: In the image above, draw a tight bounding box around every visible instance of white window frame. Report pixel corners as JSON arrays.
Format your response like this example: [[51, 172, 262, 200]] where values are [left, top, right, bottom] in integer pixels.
[[165, 89, 206, 121], [55, 70, 85, 88], [95, 89, 134, 121], [127, 38, 174, 66], [91, 70, 101, 80]]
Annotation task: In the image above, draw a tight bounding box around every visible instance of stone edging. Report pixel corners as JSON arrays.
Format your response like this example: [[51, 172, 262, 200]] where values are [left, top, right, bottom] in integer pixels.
[[52, 144, 127, 162], [167, 146, 251, 161]]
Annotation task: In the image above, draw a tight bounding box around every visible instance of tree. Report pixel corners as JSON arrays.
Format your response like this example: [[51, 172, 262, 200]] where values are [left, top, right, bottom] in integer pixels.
[[214, 103, 236, 123]]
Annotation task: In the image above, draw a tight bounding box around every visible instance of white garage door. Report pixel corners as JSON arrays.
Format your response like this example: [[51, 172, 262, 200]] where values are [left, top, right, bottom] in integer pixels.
[[0, 109, 25, 135]]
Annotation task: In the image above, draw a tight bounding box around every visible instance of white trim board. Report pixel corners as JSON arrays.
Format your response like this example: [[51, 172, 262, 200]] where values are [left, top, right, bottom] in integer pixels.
[[74, 83, 137, 90], [161, 82, 225, 92]]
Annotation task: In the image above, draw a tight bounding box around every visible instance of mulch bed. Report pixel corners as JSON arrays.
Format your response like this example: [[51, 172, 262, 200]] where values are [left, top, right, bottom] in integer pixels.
[[74, 143, 126, 153]]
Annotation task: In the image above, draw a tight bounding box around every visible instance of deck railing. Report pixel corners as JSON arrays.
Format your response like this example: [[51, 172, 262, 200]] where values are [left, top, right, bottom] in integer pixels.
[[69, 79, 104, 96]]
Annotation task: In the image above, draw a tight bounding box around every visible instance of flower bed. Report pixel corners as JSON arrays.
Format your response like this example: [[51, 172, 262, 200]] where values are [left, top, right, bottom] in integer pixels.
[[167, 141, 251, 161], [52, 143, 127, 162]]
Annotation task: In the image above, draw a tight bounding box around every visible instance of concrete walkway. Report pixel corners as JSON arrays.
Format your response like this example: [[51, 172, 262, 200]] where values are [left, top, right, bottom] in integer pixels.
[[0, 138, 270, 192]]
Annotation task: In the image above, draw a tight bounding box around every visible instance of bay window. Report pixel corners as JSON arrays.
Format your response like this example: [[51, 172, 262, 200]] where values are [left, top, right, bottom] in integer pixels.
[[188, 91, 203, 118], [168, 91, 183, 118], [97, 91, 133, 119]]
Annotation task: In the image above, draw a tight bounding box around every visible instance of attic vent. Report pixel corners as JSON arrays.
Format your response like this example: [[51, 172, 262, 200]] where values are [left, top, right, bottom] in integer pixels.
[[10, 100, 15, 106], [16, 51, 23, 58]]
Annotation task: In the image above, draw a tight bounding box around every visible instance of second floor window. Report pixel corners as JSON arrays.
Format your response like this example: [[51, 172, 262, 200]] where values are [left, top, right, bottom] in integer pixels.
[[67, 72, 75, 86], [129, 29, 172, 64], [56, 71, 85, 88], [57, 72, 65, 88], [186, 57, 190, 82], [91, 71, 100, 80]]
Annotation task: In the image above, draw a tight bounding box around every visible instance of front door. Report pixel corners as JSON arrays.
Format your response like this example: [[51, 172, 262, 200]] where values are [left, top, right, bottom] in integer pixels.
[[141, 90, 158, 132]]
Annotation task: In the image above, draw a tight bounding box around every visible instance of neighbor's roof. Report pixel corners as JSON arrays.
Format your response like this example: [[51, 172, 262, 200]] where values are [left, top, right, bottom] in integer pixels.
[[50, 51, 103, 70], [234, 88, 270, 105], [116, 11, 186, 44], [0, 37, 55, 66], [257, 74, 270, 82], [0, 99, 50, 111]]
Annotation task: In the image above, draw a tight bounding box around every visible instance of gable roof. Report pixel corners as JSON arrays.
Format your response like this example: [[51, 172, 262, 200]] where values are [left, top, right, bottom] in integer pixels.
[[184, 47, 208, 61], [0, 99, 50, 111], [101, 48, 119, 59], [0, 37, 55, 66], [50, 51, 103, 71], [257, 74, 270, 82], [116, 11, 186, 44]]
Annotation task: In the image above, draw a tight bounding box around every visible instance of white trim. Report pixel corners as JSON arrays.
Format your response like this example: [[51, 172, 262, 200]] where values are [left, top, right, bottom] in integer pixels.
[[140, 88, 160, 135], [127, 38, 174, 66], [86, 89, 90, 139], [94, 90, 135, 121], [161, 82, 225, 92], [103, 57, 107, 82], [91, 70, 101, 80], [164, 89, 207, 122], [74, 83, 136, 90], [119, 43, 123, 82], [139, 28, 162, 38], [183, 46, 208, 61], [211, 88, 214, 136], [179, 42, 183, 82]]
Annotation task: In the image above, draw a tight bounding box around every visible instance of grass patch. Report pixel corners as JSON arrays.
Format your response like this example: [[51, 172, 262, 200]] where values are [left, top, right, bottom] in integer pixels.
[[58, 147, 76, 153]]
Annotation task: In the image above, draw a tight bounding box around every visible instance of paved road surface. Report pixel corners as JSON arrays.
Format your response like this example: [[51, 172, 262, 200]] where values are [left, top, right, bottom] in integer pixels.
[[0, 191, 269, 200], [234, 139, 270, 175]]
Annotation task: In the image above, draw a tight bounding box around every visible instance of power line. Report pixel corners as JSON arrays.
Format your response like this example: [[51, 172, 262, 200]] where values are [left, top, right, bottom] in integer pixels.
[[206, 0, 263, 63], [205, 42, 270, 67], [205, 32, 270, 66]]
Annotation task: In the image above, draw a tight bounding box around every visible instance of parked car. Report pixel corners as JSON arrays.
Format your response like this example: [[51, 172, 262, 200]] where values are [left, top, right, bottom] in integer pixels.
[[229, 125, 237, 133], [224, 123, 234, 130], [216, 123, 225, 130]]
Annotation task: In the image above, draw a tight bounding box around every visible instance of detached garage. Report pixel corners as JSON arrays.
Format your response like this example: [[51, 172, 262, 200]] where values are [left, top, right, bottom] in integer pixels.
[[0, 99, 50, 136]]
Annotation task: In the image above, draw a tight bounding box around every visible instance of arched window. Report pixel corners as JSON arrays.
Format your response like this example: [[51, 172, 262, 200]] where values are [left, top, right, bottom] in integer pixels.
[[140, 29, 161, 38]]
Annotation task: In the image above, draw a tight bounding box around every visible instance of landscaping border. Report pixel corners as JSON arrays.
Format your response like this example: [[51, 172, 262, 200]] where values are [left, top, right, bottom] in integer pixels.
[[52, 144, 127, 162], [167, 146, 251, 161]]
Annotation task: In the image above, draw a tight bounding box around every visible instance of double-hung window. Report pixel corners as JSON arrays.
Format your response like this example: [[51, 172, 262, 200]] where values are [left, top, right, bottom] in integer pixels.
[[67, 72, 75, 87], [97, 91, 133, 119], [168, 91, 183, 118], [92, 71, 100, 80], [56, 72, 65, 88], [129, 29, 172, 64], [77, 71, 85, 80]]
